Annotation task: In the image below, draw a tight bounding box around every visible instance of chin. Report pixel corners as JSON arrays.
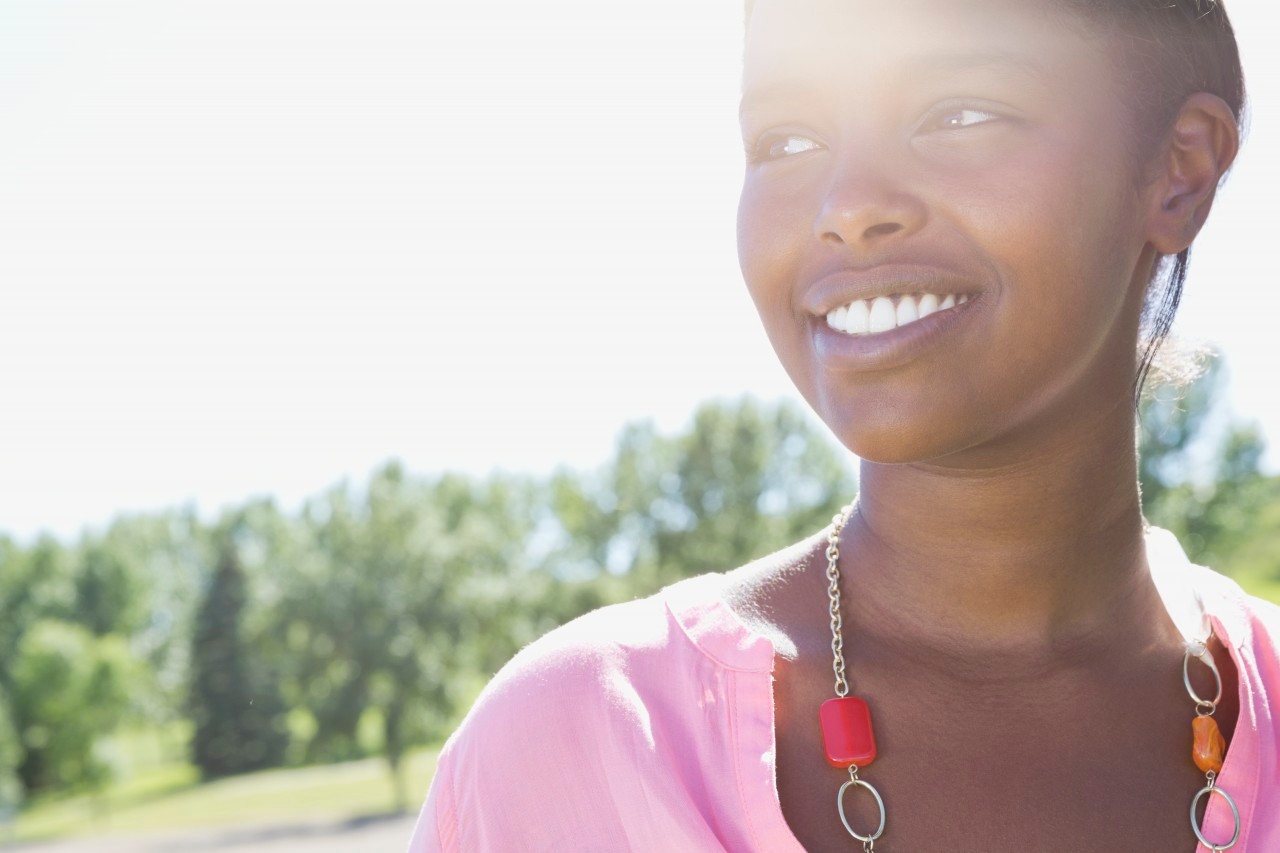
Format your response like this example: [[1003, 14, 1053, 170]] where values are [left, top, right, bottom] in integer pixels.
[[808, 386, 957, 464], [839, 429, 960, 466]]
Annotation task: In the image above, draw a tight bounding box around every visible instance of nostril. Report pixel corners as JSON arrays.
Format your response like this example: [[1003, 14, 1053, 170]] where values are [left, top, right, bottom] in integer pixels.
[[863, 222, 903, 240]]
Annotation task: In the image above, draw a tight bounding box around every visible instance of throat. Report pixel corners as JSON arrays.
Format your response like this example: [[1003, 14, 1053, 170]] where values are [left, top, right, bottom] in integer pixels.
[[840, 512, 1167, 665]]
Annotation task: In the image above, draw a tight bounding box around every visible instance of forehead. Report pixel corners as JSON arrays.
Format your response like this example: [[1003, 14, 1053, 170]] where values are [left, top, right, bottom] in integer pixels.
[[744, 0, 1097, 95]]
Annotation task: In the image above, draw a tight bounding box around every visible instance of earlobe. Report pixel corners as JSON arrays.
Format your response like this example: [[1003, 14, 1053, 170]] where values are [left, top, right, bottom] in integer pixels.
[[1146, 93, 1240, 255]]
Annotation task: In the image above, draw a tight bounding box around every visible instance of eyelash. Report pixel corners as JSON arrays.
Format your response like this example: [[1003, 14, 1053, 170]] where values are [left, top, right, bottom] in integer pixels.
[[746, 105, 1005, 164]]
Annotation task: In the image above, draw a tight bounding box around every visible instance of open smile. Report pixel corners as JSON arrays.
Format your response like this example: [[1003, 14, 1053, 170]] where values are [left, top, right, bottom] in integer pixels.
[[825, 292, 972, 336], [809, 289, 984, 373]]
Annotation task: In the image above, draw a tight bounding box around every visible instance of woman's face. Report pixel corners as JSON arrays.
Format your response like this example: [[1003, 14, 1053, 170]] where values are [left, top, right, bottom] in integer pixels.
[[737, 0, 1157, 464]]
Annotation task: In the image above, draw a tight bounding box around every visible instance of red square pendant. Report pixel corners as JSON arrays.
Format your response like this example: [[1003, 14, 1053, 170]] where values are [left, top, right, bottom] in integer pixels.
[[820, 696, 877, 768]]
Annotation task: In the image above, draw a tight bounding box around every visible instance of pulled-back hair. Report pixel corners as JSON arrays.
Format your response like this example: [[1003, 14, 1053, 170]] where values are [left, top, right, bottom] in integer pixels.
[[1069, 1, 1245, 397], [742, 0, 1247, 399]]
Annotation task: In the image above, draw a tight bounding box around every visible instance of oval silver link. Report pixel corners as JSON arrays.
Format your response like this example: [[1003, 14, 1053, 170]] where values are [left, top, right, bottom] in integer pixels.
[[838, 774, 887, 843], [1184, 642, 1224, 708], [1190, 782, 1240, 851]]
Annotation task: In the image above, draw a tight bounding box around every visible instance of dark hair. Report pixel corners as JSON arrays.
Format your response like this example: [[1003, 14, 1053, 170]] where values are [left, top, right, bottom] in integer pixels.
[[742, 0, 1247, 401]]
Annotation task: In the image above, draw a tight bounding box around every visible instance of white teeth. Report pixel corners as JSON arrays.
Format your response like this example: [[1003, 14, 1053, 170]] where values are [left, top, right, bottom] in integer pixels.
[[896, 295, 919, 327], [827, 304, 848, 331], [917, 293, 939, 318], [868, 297, 896, 334], [844, 300, 870, 334], [824, 293, 969, 336]]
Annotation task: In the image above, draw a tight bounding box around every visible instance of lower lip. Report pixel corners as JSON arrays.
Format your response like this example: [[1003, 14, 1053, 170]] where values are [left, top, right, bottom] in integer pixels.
[[810, 297, 983, 373]]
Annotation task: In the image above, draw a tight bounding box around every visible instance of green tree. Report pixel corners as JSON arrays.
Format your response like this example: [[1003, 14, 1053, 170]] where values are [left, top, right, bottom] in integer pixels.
[[0, 689, 22, 818], [1138, 357, 1225, 512], [72, 545, 145, 638], [9, 621, 135, 794], [266, 462, 551, 809], [188, 541, 288, 780], [0, 537, 73, 692], [551, 396, 858, 592], [54, 509, 216, 733], [1139, 356, 1279, 596]]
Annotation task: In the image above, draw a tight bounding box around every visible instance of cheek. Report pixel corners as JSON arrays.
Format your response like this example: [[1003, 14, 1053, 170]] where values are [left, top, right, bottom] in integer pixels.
[[737, 174, 810, 335], [738, 176, 795, 291], [936, 146, 1146, 454], [943, 129, 1145, 359], [738, 175, 842, 425]]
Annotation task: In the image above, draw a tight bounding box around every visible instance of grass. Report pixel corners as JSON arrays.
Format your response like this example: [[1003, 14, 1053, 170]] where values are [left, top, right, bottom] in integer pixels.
[[10, 748, 439, 843]]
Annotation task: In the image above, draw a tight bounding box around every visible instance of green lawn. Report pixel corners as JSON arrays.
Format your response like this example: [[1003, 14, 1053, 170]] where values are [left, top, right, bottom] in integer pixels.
[[11, 749, 439, 843]]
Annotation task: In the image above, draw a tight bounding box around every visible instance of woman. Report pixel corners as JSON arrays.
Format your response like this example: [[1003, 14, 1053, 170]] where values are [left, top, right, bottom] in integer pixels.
[[411, 1, 1278, 850]]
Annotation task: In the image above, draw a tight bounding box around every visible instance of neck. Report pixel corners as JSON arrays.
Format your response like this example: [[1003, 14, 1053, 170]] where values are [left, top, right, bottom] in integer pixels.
[[843, 395, 1175, 666]]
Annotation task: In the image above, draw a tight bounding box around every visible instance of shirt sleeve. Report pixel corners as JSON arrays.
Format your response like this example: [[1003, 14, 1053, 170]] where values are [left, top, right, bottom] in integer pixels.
[[406, 749, 459, 853]]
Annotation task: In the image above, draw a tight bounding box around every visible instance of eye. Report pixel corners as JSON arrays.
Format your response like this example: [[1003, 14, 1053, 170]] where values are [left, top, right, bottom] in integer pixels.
[[749, 132, 824, 163], [924, 107, 1001, 133]]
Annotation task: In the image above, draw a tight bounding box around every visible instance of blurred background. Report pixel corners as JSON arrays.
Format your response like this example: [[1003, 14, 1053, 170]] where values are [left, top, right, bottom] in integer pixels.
[[1, 1, 1277, 850]]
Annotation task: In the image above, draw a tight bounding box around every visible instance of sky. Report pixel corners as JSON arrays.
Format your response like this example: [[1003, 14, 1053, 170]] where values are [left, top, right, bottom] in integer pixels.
[[0, 1, 1277, 545]]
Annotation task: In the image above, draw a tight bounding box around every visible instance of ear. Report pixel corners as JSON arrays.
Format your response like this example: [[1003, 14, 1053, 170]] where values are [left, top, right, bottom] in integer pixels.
[[1145, 93, 1240, 255]]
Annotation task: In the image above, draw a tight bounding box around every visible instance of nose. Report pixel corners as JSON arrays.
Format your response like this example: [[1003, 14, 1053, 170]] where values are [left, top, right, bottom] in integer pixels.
[[814, 161, 927, 251]]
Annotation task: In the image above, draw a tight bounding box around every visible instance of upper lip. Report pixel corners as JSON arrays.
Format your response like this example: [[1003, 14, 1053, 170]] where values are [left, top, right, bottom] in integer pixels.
[[803, 266, 982, 317]]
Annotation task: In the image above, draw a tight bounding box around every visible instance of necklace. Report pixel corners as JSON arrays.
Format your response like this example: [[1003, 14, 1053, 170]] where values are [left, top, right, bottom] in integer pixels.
[[819, 500, 1241, 852]]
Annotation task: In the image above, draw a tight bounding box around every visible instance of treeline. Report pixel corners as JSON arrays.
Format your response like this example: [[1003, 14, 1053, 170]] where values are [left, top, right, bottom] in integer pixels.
[[0, 379, 1276, 814]]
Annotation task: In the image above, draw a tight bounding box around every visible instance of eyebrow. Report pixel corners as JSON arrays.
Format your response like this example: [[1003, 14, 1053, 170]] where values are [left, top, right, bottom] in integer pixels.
[[738, 82, 817, 121], [906, 49, 1050, 83], [739, 49, 1050, 120]]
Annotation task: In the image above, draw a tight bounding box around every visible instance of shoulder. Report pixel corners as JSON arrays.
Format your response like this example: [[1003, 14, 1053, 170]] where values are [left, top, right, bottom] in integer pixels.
[[1232, 585, 1280, 644], [438, 571, 753, 768], [462, 571, 776, 721], [443, 592, 673, 758], [1148, 527, 1280, 656], [420, 574, 768, 849], [484, 591, 671, 691], [1186, 561, 1280, 680], [1188, 561, 1280, 634]]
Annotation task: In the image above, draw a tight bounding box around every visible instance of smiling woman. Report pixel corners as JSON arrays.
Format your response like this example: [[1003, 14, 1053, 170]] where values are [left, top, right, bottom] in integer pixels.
[[408, 2, 1279, 851]]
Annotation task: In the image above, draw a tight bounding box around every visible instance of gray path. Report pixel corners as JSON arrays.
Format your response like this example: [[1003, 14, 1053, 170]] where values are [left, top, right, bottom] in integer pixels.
[[2, 813, 417, 853]]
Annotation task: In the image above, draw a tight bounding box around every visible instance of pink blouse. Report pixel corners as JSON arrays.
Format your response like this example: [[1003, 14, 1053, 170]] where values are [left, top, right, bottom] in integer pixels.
[[408, 528, 1279, 851]]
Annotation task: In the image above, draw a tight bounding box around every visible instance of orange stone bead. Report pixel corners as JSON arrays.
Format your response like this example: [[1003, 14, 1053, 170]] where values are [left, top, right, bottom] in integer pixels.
[[1192, 715, 1226, 775]]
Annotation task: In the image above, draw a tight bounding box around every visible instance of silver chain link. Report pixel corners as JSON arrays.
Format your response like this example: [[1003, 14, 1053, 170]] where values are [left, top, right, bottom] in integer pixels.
[[826, 500, 859, 698]]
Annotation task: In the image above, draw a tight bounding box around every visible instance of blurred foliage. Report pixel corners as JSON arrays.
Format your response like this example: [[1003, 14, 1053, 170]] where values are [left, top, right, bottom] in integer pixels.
[[10, 621, 138, 794], [0, 388, 1274, 811], [189, 541, 288, 780], [1139, 358, 1280, 579], [550, 398, 857, 589], [0, 689, 20, 814]]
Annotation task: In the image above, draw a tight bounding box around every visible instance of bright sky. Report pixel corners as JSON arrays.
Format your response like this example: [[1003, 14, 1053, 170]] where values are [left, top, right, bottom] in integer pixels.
[[0, 1, 1276, 545]]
